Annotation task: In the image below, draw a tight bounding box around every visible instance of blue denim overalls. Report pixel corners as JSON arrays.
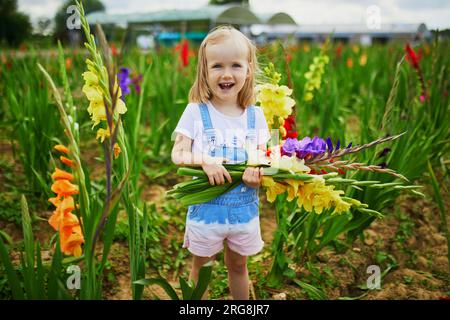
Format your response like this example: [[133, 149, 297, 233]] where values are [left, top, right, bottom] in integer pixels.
[[183, 103, 263, 257]]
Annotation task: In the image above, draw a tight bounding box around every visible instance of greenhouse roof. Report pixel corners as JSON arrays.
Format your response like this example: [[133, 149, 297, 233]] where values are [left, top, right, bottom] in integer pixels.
[[258, 12, 297, 25], [86, 5, 266, 26]]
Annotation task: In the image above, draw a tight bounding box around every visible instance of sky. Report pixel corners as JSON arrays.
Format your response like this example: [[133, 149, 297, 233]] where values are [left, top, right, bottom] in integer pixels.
[[18, 0, 450, 30]]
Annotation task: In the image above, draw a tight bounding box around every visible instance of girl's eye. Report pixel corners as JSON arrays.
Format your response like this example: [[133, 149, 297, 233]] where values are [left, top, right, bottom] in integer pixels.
[[212, 64, 221, 68], [233, 64, 242, 68]]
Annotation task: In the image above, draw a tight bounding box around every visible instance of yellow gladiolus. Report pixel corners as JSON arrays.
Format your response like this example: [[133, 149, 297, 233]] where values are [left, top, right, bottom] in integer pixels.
[[262, 176, 287, 202], [96, 128, 110, 143], [285, 179, 303, 201], [256, 83, 295, 129], [82, 59, 127, 144]]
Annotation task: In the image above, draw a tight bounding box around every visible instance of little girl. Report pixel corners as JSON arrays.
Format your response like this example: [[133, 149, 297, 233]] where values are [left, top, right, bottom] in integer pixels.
[[171, 26, 270, 300]]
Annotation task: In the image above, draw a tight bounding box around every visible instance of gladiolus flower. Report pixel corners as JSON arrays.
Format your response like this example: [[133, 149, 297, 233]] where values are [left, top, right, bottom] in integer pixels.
[[335, 45, 342, 59], [256, 83, 295, 128], [51, 179, 79, 197], [48, 197, 75, 230], [405, 44, 420, 69], [54, 144, 69, 154], [346, 58, 353, 68], [48, 145, 84, 257], [82, 58, 127, 135], [60, 156, 74, 167], [113, 143, 121, 159], [65, 58, 72, 70], [181, 39, 189, 67], [359, 53, 367, 66], [281, 138, 300, 156], [283, 115, 298, 139], [51, 168, 74, 181], [96, 128, 110, 143], [296, 136, 327, 159], [262, 176, 287, 202], [60, 225, 84, 257], [110, 43, 118, 56], [405, 43, 427, 102], [117, 67, 132, 97]]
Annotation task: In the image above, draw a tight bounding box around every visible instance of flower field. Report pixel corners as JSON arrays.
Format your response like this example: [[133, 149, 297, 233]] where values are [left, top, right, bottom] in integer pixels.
[[0, 7, 449, 300]]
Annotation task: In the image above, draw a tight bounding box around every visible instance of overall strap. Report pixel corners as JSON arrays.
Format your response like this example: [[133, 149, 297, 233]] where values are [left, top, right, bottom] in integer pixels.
[[246, 105, 256, 130], [198, 103, 216, 156], [246, 106, 257, 142], [245, 106, 257, 161]]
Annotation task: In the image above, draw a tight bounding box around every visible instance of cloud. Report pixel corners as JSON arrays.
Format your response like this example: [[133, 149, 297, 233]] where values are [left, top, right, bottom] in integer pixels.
[[395, 0, 450, 10], [18, 0, 63, 18]]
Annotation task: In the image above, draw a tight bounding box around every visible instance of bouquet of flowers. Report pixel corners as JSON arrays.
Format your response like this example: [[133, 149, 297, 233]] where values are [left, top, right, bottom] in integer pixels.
[[168, 63, 417, 217], [167, 132, 412, 217]]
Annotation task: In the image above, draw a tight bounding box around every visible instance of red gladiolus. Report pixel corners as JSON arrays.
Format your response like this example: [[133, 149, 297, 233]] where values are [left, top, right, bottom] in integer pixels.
[[405, 44, 421, 68], [285, 53, 292, 63], [283, 115, 298, 139], [181, 39, 189, 67], [405, 43, 427, 102], [335, 45, 342, 59], [110, 43, 118, 57]]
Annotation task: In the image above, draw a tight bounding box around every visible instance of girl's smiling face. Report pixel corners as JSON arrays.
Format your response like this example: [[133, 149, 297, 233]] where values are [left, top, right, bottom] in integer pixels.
[[205, 37, 250, 106]]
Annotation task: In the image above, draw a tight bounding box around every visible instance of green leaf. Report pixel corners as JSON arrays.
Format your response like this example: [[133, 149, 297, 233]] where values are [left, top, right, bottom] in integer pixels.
[[133, 278, 179, 300], [0, 236, 24, 299], [191, 263, 213, 300], [179, 277, 194, 300], [293, 279, 328, 300]]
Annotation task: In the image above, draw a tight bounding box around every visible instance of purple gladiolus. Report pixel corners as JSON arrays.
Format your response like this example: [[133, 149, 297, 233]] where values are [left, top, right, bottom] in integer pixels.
[[281, 138, 300, 156], [117, 67, 132, 98], [326, 137, 333, 153], [296, 136, 327, 159]]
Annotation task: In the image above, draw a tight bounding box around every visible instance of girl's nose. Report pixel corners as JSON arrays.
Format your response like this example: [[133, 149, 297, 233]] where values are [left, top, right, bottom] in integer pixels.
[[222, 68, 232, 79]]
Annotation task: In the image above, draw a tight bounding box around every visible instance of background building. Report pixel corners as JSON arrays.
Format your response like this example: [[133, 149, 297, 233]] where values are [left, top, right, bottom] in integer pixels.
[[85, 4, 430, 47]]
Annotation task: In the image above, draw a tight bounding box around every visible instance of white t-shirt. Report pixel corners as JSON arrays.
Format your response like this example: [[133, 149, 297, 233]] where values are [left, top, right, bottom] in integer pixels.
[[174, 101, 270, 158]]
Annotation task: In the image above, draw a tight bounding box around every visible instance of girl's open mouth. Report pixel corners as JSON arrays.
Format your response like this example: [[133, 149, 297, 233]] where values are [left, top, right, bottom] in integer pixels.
[[219, 83, 235, 90]]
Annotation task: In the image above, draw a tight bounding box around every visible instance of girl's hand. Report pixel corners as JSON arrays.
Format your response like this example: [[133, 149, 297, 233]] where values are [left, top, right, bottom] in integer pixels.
[[202, 162, 233, 186], [242, 167, 264, 189]]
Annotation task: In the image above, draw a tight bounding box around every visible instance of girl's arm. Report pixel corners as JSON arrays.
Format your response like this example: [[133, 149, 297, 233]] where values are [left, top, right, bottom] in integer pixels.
[[171, 133, 223, 167]]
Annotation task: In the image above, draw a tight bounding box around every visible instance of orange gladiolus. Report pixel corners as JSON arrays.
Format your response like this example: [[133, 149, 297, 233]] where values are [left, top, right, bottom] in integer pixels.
[[60, 156, 74, 167], [51, 168, 74, 181], [48, 146, 84, 257], [54, 144, 69, 154], [65, 57, 72, 70], [346, 57, 353, 68], [48, 196, 61, 207], [113, 143, 121, 159], [51, 179, 79, 197], [60, 224, 84, 257]]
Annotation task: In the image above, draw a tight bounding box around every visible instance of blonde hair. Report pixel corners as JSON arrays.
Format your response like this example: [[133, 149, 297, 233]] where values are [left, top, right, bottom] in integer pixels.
[[188, 25, 258, 108]]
